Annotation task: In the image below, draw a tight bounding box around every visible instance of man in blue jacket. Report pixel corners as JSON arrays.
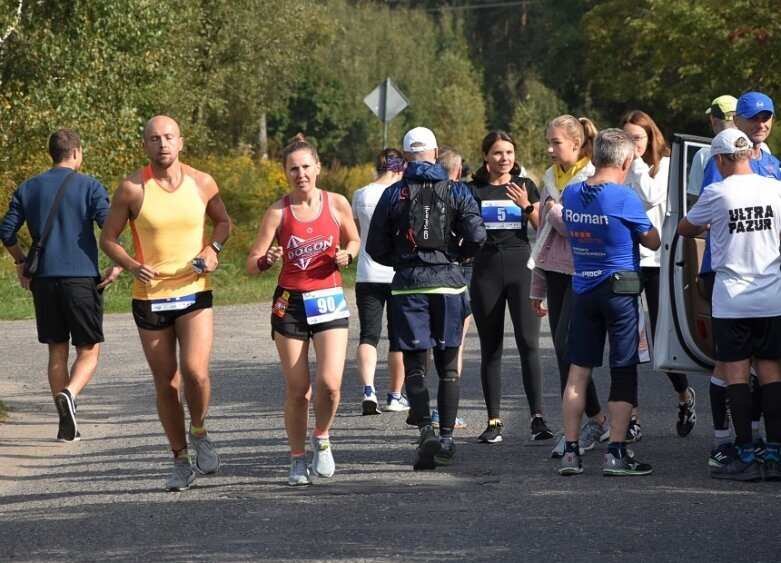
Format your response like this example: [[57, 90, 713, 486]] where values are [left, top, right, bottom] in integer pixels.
[[0, 129, 121, 442], [366, 126, 486, 470]]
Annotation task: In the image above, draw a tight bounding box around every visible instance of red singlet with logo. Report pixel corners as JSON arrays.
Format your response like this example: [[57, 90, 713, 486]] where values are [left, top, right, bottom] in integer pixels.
[[278, 191, 343, 292]]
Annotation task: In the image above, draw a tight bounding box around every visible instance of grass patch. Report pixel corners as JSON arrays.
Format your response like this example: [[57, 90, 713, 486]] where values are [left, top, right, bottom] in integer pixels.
[[0, 400, 7, 424], [0, 258, 357, 320]]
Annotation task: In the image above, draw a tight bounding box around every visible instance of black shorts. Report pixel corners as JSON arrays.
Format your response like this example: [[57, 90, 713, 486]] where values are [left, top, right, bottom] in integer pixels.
[[31, 277, 104, 346], [712, 315, 781, 362], [270, 286, 349, 341], [132, 291, 213, 331], [355, 282, 398, 350]]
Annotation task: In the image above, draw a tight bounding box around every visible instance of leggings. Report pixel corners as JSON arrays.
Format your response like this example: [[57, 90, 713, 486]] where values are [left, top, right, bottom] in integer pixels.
[[471, 244, 543, 418], [642, 267, 689, 393], [546, 271, 602, 418], [404, 348, 460, 437]]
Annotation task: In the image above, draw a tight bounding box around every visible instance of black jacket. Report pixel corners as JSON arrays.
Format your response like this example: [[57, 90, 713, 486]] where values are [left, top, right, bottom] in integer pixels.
[[366, 161, 486, 291]]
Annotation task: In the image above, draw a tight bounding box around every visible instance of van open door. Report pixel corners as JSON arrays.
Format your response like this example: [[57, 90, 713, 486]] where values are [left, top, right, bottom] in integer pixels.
[[655, 134, 714, 375]]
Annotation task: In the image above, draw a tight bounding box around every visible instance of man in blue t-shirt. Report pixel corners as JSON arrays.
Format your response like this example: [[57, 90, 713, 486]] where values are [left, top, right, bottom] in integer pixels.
[[0, 129, 122, 442], [558, 128, 660, 478], [697, 91, 781, 469]]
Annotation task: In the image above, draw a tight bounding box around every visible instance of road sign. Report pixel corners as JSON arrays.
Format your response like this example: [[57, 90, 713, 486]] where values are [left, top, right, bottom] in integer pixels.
[[364, 78, 409, 147]]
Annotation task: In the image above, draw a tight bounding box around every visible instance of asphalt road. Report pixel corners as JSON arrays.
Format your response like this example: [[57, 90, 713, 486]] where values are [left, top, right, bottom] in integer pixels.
[[1, 292, 779, 562]]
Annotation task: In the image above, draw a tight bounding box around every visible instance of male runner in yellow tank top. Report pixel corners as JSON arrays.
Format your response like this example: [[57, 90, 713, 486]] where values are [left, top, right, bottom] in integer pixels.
[[100, 115, 231, 491]]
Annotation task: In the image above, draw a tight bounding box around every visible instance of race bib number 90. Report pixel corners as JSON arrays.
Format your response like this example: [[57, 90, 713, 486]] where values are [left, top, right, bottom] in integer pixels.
[[481, 200, 522, 230], [302, 287, 350, 325]]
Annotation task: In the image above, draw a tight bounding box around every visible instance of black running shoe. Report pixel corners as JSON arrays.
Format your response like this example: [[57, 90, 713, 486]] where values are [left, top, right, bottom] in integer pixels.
[[709, 442, 736, 468], [602, 452, 653, 476], [413, 425, 439, 470], [531, 416, 554, 441], [56, 426, 81, 442], [478, 420, 503, 443], [406, 411, 417, 426], [54, 389, 78, 442], [676, 387, 696, 437], [434, 440, 456, 467]]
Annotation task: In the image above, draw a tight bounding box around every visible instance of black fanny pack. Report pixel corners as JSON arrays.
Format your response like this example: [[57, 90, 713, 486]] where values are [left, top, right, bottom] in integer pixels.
[[611, 270, 642, 295]]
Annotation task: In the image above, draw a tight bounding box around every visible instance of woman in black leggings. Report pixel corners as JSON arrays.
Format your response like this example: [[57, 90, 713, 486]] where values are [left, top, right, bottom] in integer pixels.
[[468, 130, 552, 443]]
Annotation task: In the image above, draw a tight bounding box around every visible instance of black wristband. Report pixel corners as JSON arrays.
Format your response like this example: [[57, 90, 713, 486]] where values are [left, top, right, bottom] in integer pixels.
[[347, 253, 354, 266]]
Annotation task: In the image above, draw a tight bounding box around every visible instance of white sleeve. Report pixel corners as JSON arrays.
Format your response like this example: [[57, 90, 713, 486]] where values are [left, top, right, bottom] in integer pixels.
[[687, 149, 709, 197], [626, 156, 668, 209]]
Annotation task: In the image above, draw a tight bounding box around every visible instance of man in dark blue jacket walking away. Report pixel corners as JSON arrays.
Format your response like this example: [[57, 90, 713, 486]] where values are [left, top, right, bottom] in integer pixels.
[[0, 129, 122, 442], [366, 126, 486, 470]]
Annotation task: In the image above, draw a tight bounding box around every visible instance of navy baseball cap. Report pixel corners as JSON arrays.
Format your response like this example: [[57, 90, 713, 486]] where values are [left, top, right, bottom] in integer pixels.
[[736, 92, 775, 118]]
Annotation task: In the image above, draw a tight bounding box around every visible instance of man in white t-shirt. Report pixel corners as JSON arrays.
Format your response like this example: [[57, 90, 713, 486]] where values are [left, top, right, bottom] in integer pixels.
[[352, 149, 409, 415], [678, 128, 781, 482]]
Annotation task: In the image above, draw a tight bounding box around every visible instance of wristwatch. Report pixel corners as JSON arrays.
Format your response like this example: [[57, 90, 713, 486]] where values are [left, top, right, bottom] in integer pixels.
[[523, 204, 535, 214], [210, 241, 223, 254]]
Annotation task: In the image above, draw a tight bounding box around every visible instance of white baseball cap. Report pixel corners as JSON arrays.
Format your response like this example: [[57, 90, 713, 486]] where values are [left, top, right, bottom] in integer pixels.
[[403, 127, 437, 153], [710, 128, 751, 156]]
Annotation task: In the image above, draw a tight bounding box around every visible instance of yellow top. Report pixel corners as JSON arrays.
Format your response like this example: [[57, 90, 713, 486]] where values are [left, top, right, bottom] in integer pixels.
[[553, 156, 591, 191], [130, 165, 211, 300]]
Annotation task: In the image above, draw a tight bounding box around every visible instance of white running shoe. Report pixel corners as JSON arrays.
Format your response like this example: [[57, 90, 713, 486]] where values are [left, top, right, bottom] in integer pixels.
[[311, 435, 335, 477]]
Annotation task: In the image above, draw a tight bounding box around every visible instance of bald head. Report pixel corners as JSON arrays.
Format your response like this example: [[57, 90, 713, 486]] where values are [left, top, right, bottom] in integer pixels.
[[143, 115, 184, 169], [144, 115, 181, 140]]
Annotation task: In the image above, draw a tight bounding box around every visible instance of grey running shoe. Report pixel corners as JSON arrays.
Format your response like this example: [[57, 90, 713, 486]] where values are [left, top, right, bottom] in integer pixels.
[[311, 435, 335, 477], [763, 444, 781, 481], [54, 389, 78, 442], [551, 431, 565, 458], [708, 442, 736, 468], [579, 419, 610, 452], [434, 439, 456, 467], [764, 460, 781, 481], [710, 456, 763, 482], [165, 458, 196, 491], [413, 425, 439, 470], [188, 431, 221, 475], [559, 451, 584, 476], [385, 393, 410, 412], [625, 416, 642, 443], [288, 457, 312, 486], [362, 391, 381, 415], [602, 452, 653, 476], [676, 387, 697, 437]]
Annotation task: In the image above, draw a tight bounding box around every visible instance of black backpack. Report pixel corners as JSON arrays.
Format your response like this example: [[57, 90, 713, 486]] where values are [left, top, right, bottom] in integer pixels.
[[401, 178, 453, 252]]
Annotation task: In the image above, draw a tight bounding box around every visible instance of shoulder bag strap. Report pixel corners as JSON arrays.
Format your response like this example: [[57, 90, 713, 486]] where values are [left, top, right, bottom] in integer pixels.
[[38, 170, 76, 245]]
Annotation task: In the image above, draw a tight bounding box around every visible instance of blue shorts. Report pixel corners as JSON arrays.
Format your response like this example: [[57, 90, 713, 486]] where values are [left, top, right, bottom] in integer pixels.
[[390, 292, 466, 351], [564, 281, 650, 368]]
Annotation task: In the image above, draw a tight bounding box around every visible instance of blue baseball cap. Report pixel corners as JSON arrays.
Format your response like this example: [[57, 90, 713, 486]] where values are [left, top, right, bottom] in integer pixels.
[[736, 92, 775, 118]]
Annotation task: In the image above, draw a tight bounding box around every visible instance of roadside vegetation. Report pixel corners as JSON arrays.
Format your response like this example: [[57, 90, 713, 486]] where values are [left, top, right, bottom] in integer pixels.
[[1, 1, 779, 319]]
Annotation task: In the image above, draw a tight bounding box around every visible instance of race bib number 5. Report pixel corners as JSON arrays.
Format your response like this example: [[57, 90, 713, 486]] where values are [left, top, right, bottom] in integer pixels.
[[302, 287, 350, 325], [481, 199, 523, 229]]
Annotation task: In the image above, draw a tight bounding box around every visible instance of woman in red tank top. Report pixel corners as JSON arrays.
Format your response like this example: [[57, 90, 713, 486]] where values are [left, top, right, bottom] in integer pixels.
[[247, 134, 359, 486]]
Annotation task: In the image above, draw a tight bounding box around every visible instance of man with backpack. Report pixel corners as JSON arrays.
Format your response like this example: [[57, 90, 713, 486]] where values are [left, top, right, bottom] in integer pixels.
[[366, 127, 486, 470]]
